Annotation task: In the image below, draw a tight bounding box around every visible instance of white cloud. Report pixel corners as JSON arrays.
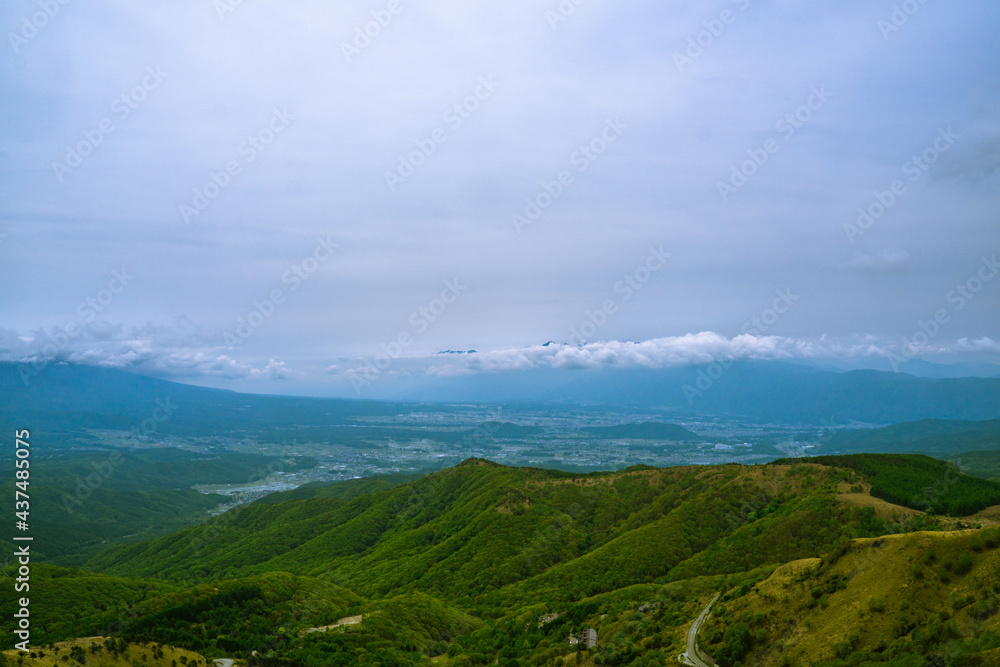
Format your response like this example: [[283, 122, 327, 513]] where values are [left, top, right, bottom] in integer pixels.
[[423, 332, 997, 375], [4, 320, 999, 387], [0, 321, 293, 381], [954, 336, 1000, 353]]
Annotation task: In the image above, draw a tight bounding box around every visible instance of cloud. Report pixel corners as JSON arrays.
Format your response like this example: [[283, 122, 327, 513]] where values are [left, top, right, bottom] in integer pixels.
[[423, 332, 985, 375], [5, 319, 1000, 388], [3, 1, 999, 369], [0, 320, 293, 381], [255, 359, 294, 379], [953, 336, 1000, 353]]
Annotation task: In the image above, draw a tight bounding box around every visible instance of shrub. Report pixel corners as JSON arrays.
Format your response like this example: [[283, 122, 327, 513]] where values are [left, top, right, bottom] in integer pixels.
[[954, 550, 973, 575]]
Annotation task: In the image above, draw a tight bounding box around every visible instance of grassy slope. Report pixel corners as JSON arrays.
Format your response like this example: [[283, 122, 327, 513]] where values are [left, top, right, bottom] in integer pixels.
[[700, 528, 1000, 665], [772, 453, 1000, 516], [2, 637, 211, 667]]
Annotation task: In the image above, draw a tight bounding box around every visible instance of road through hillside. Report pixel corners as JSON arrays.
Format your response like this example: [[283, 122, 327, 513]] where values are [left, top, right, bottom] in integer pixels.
[[679, 593, 720, 666]]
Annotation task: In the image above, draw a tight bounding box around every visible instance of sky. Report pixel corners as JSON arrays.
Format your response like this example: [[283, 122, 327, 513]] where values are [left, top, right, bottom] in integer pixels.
[[1, 0, 998, 397]]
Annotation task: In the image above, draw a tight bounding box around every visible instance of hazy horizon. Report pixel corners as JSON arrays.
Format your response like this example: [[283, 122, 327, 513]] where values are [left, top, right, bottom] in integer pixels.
[[2, 1, 998, 396]]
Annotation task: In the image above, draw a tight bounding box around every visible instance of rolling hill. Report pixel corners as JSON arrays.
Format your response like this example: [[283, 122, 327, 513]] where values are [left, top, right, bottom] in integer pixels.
[[826, 419, 1000, 454], [0, 455, 988, 664]]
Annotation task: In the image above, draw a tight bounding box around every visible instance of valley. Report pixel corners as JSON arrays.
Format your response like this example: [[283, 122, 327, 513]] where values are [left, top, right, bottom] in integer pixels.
[[3, 364, 1000, 665], [3, 453, 1000, 665]]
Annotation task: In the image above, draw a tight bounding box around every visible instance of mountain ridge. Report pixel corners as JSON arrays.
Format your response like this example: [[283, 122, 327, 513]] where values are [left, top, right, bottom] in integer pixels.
[[6, 455, 1000, 664], [6, 361, 1000, 426]]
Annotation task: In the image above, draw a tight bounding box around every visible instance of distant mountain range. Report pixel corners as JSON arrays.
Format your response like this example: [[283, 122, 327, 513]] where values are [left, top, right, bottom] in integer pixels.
[[0, 362, 405, 441], [826, 418, 1000, 453], [4, 360, 1000, 426], [377, 360, 1000, 423]]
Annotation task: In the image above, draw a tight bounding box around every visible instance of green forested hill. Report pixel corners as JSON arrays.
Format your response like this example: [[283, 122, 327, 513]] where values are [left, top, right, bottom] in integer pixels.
[[0, 447, 321, 566], [88, 459, 868, 602], [0, 565, 177, 641], [827, 418, 1000, 454], [8, 456, 1000, 665], [0, 483, 224, 565], [254, 473, 423, 504], [775, 454, 1000, 516], [947, 449, 1000, 482], [83, 456, 982, 623]]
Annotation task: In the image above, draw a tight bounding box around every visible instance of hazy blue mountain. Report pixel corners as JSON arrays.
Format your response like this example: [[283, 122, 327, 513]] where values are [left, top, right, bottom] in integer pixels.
[[377, 361, 1000, 423], [826, 418, 1000, 454], [789, 357, 1000, 378], [889, 358, 1000, 379], [4, 360, 1000, 430], [0, 362, 412, 443]]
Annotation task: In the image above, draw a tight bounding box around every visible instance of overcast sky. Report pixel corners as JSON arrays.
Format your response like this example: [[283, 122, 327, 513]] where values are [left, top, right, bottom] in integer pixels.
[[1, 0, 998, 396]]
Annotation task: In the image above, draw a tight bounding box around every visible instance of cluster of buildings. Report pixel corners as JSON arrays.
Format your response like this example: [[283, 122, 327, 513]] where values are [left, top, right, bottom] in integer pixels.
[[568, 628, 598, 648], [535, 613, 598, 649]]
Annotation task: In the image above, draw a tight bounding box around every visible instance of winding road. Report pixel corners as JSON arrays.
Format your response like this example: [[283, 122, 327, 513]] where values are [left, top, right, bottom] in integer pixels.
[[678, 593, 720, 667]]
